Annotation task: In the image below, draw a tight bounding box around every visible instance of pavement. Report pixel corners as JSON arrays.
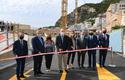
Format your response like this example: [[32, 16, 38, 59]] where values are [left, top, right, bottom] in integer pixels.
[[0, 60, 16, 70], [0, 51, 125, 80]]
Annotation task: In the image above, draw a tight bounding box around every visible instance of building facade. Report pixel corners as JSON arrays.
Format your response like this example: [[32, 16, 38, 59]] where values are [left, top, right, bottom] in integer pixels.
[[0, 21, 31, 32], [14, 23, 31, 31], [106, 0, 125, 31], [93, 13, 106, 30]]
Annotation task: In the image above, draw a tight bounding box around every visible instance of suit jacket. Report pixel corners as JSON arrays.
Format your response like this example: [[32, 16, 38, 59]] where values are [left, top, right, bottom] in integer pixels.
[[67, 36, 73, 50], [77, 35, 87, 49], [13, 39, 28, 56], [32, 36, 45, 54], [87, 35, 98, 48], [96, 34, 100, 46], [56, 35, 69, 51], [99, 34, 109, 47]]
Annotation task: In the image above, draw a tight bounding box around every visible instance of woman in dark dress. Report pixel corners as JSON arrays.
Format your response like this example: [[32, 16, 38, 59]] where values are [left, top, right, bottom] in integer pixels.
[[45, 35, 55, 72]]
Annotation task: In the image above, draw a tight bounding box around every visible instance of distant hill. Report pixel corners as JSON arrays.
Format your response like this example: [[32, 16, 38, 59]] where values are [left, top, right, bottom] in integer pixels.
[[55, 0, 120, 27]]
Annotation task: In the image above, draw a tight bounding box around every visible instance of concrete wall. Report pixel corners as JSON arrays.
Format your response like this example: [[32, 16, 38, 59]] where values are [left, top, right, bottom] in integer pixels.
[[109, 29, 123, 53]]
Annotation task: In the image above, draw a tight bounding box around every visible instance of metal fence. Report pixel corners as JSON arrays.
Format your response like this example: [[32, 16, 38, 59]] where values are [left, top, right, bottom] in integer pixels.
[[0, 31, 17, 52]]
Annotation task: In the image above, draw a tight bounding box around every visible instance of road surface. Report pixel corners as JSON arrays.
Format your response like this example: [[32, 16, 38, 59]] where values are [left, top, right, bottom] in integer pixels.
[[0, 52, 125, 80]]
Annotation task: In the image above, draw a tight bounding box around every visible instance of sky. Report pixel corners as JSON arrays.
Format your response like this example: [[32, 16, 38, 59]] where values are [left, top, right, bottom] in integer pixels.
[[0, 0, 102, 28]]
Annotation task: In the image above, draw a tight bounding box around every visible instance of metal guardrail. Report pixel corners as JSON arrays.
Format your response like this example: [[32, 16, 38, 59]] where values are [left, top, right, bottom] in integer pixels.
[[0, 32, 16, 50], [0, 33, 30, 54], [0, 37, 15, 43]]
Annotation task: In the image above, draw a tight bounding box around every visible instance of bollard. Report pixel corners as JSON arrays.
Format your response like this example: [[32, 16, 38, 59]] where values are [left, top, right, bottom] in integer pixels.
[[6, 31, 9, 47], [108, 47, 116, 67]]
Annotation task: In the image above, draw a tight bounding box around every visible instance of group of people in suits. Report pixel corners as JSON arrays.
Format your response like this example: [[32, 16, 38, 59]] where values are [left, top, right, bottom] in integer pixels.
[[76, 29, 109, 70], [56, 28, 109, 72], [32, 30, 55, 77], [13, 31, 55, 80], [12, 28, 109, 80]]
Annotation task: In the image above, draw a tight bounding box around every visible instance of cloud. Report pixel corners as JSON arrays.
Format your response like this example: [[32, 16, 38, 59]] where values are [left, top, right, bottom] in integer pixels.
[[0, 0, 60, 14], [0, 0, 102, 27]]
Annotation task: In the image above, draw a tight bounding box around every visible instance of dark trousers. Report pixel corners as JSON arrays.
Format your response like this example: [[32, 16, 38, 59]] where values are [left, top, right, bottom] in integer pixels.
[[99, 50, 107, 67], [67, 52, 75, 65], [33, 55, 43, 75], [88, 50, 96, 68], [16, 58, 26, 77], [45, 54, 53, 69], [77, 51, 86, 67]]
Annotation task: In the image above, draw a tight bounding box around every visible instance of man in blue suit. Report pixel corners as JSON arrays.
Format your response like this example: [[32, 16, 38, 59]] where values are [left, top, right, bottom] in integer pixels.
[[87, 31, 98, 70], [32, 30, 45, 77], [99, 28, 109, 67], [13, 32, 28, 80]]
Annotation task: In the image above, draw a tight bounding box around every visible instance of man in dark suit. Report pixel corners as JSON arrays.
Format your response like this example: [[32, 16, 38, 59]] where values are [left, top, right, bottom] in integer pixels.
[[99, 28, 109, 67], [96, 30, 102, 46], [13, 32, 28, 80], [87, 31, 98, 70], [56, 29, 69, 73], [77, 32, 87, 69], [32, 30, 45, 76]]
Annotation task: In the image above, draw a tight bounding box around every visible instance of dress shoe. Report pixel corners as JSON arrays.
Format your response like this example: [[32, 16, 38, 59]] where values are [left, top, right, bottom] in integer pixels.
[[79, 67, 82, 69], [46, 69, 51, 72], [17, 77, 21, 80], [88, 66, 91, 69], [38, 72, 44, 75], [99, 64, 103, 67], [65, 69, 69, 73], [70, 64, 74, 69], [67, 65, 70, 69], [81, 66, 85, 69], [20, 75, 26, 78], [59, 70, 63, 73], [92, 67, 96, 71]]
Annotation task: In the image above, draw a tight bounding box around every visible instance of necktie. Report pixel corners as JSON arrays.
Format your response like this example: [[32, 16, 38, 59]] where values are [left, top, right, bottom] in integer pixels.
[[20, 40, 23, 48], [104, 34, 107, 40], [90, 36, 93, 40], [97, 35, 99, 40], [81, 36, 83, 41], [38, 37, 43, 45], [61, 36, 64, 44]]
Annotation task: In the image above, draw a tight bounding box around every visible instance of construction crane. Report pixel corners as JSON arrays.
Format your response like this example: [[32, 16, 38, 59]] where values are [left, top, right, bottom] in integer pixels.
[[61, 0, 78, 29], [61, 0, 68, 29], [75, 0, 78, 24]]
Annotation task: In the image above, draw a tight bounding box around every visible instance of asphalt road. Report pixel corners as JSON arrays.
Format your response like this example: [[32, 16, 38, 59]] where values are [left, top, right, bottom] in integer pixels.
[[0, 52, 125, 80]]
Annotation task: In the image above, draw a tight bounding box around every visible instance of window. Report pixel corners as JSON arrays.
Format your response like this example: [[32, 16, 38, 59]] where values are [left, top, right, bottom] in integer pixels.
[[122, 5, 125, 7], [0, 22, 4, 25]]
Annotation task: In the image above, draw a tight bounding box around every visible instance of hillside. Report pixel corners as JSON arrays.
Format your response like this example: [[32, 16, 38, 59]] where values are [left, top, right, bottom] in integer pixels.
[[55, 0, 120, 27]]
